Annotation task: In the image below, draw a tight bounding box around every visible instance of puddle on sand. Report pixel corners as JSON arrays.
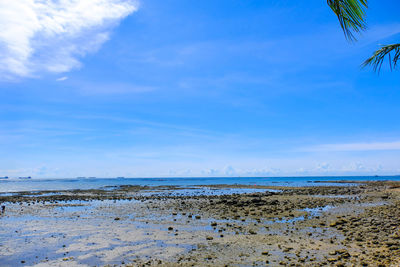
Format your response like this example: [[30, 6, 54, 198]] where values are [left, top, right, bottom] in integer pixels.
[[0, 215, 197, 266], [0, 198, 206, 267], [303, 205, 333, 216], [313, 194, 360, 200], [256, 205, 334, 225]]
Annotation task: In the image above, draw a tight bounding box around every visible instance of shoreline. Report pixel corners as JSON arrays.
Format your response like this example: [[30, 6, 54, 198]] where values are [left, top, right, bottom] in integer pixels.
[[1, 181, 400, 266]]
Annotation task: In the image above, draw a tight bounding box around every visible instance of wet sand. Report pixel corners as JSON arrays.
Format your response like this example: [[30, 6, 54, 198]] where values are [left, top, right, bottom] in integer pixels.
[[1, 181, 400, 266]]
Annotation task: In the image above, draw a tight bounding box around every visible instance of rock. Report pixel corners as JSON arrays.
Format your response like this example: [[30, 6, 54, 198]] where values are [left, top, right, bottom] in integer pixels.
[[206, 236, 213, 240], [270, 200, 279, 205], [386, 241, 398, 247], [283, 247, 293, 252], [391, 233, 400, 239], [336, 249, 350, 259]]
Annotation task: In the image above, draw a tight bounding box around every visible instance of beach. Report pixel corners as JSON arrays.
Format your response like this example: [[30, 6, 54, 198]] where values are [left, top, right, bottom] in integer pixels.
[[1, 181, 400, 266]]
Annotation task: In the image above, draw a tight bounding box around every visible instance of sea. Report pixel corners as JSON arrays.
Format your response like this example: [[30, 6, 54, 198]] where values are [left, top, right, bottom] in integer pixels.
[[1, 176, 400, 193]]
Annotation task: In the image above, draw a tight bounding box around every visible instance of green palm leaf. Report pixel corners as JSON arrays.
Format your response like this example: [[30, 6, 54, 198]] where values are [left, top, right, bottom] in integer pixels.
[[328, 0, 400, 73], [327, 0, 368, 41], [363, 44, 400, 72]]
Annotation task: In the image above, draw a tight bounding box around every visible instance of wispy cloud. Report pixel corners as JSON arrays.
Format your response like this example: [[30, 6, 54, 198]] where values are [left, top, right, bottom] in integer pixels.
[[78, 82, 156, 95], [56, 76, 68, 81], [72, 114, 223, 138], [306, 141, 400, 152], [359, 23, 400, 45], [0, 0, 138, 80]]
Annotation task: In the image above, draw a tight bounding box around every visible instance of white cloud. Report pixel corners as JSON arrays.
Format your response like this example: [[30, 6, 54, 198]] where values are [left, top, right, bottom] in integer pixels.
[[0, 0, 138, 80], [305, 141, 400, 152], [224, 165, 236, 176], [315, 162, 331, 171], [56, 76, 68, 81], [201, 169, 220, 176], [342, 162, 366, 172]]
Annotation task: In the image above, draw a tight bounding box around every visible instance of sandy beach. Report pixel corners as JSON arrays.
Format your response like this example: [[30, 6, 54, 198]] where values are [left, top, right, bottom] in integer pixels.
[[1, 181, 400, 266]]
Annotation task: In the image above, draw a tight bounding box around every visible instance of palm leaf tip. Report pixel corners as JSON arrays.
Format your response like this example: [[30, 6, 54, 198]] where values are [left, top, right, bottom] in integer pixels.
[[362, 44, 400, 72], [328, 0, 368, 41]]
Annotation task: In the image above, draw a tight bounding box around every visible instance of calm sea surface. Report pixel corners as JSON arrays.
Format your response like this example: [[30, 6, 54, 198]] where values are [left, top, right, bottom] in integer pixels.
[[1, 176, 399, 193]]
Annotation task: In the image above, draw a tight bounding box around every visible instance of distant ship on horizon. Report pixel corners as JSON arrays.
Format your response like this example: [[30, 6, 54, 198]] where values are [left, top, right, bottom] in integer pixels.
[[18, 176, 32, 180], [0, 176, 8, 180]]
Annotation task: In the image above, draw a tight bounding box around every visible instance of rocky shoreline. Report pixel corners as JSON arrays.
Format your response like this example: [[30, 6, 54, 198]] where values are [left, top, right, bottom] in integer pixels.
[[1, 181, 400, 266]]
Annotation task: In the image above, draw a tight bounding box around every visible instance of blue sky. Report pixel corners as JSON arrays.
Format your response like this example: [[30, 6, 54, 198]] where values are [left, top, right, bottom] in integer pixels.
[[1, 0, 400, 178]]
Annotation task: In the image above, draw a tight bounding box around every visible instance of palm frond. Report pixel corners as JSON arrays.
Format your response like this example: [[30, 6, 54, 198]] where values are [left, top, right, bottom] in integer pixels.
[[327, 0, 368, 41], [362, 44, 400, 72]]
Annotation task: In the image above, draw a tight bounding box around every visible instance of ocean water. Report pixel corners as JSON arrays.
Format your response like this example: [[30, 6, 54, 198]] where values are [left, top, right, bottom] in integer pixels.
[[0, 176, 399, 193]]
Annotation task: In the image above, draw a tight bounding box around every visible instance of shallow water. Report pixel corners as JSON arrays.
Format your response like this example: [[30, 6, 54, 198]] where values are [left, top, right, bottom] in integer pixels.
[[0, 183, 394, 267], [0, 199, 200, 266], [1, 176, 398, 193]]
